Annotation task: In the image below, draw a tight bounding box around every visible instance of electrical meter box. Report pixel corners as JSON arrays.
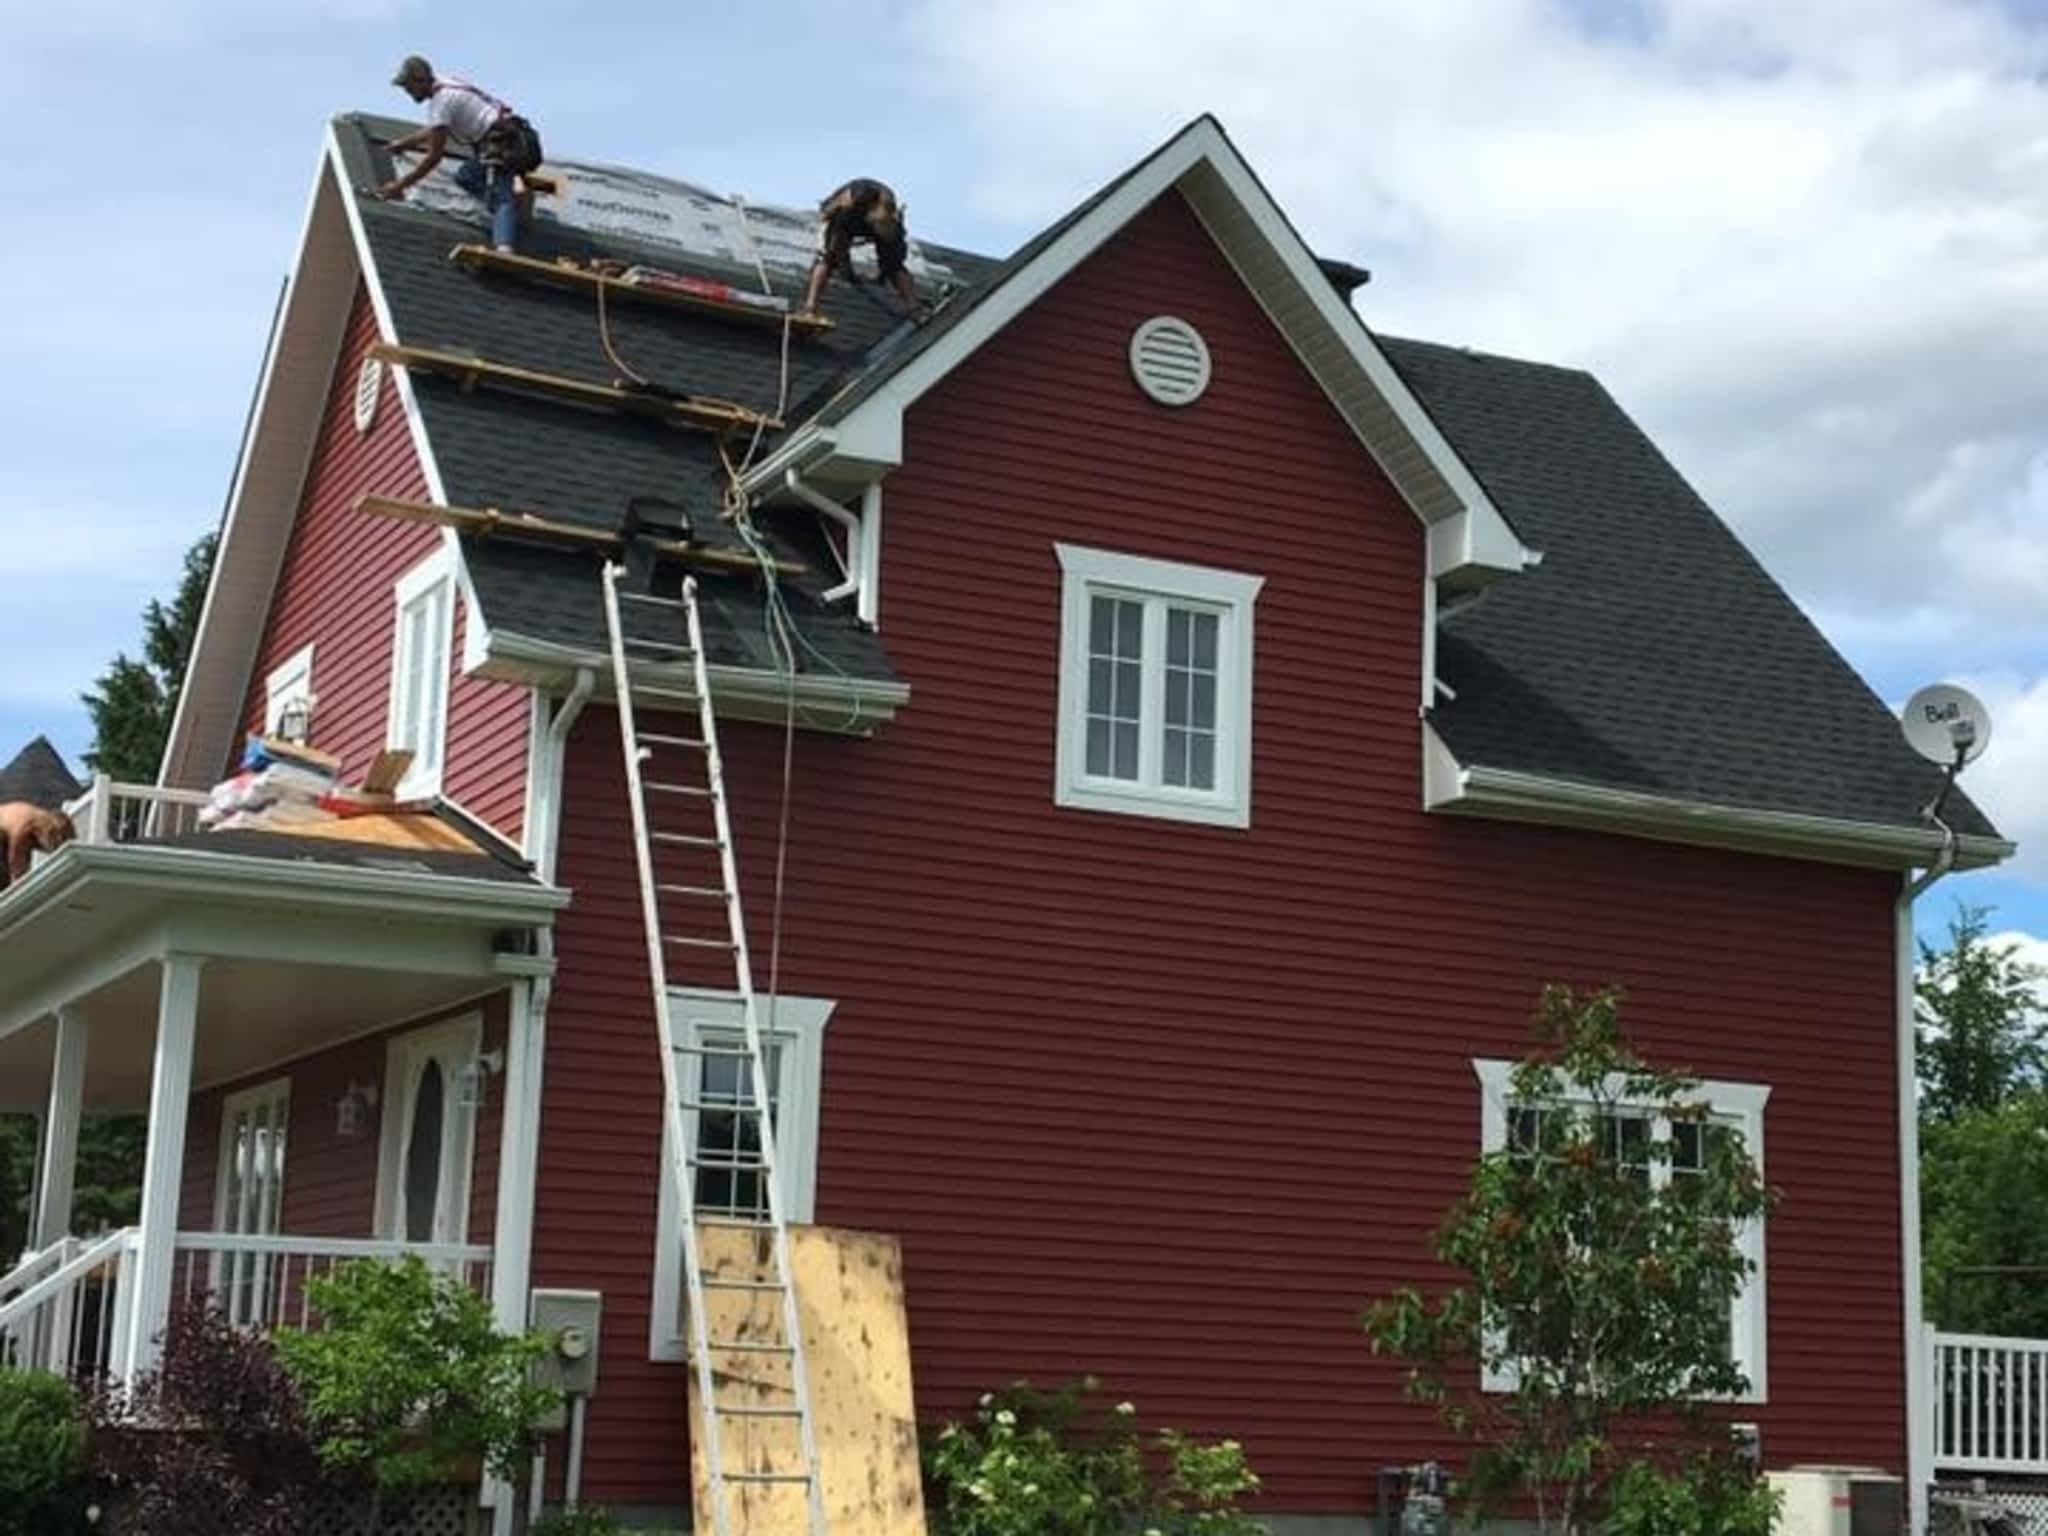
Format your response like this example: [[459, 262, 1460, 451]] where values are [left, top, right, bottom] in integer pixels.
[[530, 1288, 603, 1432]]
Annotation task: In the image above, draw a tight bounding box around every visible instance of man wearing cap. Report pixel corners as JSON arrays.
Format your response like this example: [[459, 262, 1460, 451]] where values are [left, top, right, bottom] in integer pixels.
[[799, 178, 918, 319], [374, 57, 543, 253]]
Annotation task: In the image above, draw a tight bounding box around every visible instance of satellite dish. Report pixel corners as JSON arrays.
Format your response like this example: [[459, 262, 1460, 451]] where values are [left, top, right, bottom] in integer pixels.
[[1901, 683, 1992, 767]]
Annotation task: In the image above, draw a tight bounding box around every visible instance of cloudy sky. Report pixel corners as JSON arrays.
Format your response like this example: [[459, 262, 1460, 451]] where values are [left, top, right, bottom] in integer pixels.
[[3, 0, 2043, 948]]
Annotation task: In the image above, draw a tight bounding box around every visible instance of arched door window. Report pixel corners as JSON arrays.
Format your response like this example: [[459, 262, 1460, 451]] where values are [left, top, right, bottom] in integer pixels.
[[375, 1017, 480, 1246]]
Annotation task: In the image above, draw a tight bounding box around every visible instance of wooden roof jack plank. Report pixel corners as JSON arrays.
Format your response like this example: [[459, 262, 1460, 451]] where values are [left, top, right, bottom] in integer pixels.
[[367, 342, 783, 435], [448, 243, 836, 337], [354, 494, 809, 578]]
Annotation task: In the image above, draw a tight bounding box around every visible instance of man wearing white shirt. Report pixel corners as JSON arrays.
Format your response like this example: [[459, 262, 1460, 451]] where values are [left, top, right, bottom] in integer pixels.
[[374, 56, 542, 252]]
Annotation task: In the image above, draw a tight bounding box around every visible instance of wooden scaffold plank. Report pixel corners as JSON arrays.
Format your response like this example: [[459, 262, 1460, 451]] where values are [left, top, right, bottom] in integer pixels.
[[368, 341, 783, 434], [448, 243, 835, 336], [353, 494, 808, 578]]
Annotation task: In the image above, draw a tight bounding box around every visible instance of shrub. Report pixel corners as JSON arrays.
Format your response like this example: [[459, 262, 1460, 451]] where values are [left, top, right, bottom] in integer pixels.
[[924, 1377, 1264, 1536], [533, 1508, 628, 1536], [274, 1255, 558, 1491], [88, 1305, 331, 1536], [1605, 1452, 1780, 1536], [0, 1368, 88, 1535]]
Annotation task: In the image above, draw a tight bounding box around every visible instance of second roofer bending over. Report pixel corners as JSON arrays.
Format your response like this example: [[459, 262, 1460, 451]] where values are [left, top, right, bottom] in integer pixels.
[[374, 57, 543, 253], [800, 178, 918, 319]]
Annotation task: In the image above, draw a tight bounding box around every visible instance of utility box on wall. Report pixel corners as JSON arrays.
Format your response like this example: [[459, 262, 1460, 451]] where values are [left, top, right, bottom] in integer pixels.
[[1767, 1466, 1903, 1536], [530, 1288, 603, 1433]]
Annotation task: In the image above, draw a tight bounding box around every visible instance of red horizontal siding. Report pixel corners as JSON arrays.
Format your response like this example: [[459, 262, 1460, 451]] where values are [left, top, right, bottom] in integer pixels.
[[178, 995, 508, 1248], [238, 284, 530, 842], [533, 193, 1905, 1510]]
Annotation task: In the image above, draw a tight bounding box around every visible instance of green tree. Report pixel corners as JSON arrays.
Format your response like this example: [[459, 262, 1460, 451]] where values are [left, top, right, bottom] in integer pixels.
[[1361, 986, 1775, 1536], [81, 531, 216, 782], [1917, 905, 2046, 1123], [0, 1117, 37, 1262], [1923, 1088, 2048, 1335]]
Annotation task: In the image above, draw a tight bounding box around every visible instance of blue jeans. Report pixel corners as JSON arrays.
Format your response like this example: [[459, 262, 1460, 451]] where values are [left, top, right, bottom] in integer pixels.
[[454, 157, 519, 249]]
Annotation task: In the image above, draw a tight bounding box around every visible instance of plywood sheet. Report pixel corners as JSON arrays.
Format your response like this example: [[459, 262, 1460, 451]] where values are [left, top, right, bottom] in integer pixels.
[[688, 1224, 925, 1536], [269, 813, 481, 853]]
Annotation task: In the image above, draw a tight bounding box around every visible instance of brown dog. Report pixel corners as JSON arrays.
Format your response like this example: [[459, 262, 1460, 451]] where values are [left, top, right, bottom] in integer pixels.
[[0, 802, 77, 889]]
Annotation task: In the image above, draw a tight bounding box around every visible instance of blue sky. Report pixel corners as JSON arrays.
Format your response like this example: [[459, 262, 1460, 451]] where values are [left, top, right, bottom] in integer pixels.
[[4, 0, 2044, 951]]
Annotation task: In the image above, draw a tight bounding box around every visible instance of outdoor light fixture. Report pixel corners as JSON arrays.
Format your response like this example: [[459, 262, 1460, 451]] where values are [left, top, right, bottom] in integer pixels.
[[457, 1049, 506, 1112], [334, 1081, 378, 1137], [275, 692, 317, 745]]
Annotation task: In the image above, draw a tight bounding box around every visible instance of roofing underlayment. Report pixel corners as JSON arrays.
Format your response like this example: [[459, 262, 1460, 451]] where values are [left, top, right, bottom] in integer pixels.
[[331, 113, 1996, 841]]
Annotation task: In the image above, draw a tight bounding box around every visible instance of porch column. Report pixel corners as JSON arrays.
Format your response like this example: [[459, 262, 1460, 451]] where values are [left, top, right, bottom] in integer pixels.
[[32, 1008, 86, 1249], [487, 975, 547, 1536], [123, 954, 202, 1381]]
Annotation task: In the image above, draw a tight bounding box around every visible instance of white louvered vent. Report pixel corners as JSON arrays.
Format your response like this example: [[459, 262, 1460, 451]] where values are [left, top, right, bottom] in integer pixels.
[[1128, 315, 1212, 406], [353, 356, 383, 433]]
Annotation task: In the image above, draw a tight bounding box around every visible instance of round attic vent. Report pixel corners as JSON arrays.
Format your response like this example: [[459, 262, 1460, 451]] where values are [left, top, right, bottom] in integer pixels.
[[353, 356, 383, 433], [1128, 316, 1212, 406]]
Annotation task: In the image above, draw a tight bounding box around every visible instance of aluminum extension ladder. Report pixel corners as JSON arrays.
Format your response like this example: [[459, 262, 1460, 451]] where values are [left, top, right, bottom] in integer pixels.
[[600, 562, 828, 1536]]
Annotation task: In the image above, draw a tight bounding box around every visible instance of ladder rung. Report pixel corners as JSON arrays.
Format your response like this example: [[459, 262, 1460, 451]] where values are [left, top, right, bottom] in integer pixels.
[[647, 781, 711, 797], [675, 1042, 756, 1058], [617, 591, 689, 608], [652, 831, 723, 847], [690, 1154, 769, 1171], [696, 1215, 774, 1231], [703, 1277, 784, 1291], [724, 1472, 813, 1485], [678, 1096, 767, 1113], [641, 731, 707, 750], [707, 1338, 795, 1353], [665, 934, 737, 950], [625, 637, 696, 655], [717, 1405, 804, 1419], [658, 883, 728, 901], [638, 687, 701, 706]]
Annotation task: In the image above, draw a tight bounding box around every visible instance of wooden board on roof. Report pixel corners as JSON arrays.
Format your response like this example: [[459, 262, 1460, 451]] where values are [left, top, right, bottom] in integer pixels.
[[688, 1223, 926, 1536]]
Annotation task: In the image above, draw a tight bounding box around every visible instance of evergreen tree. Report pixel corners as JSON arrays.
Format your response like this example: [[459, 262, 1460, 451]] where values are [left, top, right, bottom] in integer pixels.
[[81, 532, 217, 782], [1916, 904, 2046, 1123]]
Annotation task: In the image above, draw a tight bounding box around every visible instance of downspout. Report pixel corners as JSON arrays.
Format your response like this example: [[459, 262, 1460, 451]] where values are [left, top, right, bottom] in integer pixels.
[[784, 468, 863, 607], [1900, 810, 1958, 1536], [858, 481, 882, 629], [494, 668, 593, 1536]]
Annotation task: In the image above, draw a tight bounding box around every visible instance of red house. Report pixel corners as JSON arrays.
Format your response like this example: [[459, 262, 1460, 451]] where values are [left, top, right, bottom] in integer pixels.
[[0, 114, 2019, 1533]]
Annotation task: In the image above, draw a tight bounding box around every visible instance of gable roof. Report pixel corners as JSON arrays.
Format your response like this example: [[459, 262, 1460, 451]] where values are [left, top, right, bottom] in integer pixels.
[[1390, 337, 2004, 863], [0, 737, 83, 810], [165, 111, 2010, 872]]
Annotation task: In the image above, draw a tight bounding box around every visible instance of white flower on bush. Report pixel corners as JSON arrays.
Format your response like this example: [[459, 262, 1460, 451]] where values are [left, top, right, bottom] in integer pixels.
[[1116, 1400, 1136, 1415], [994, 1408, 1017, 1427]]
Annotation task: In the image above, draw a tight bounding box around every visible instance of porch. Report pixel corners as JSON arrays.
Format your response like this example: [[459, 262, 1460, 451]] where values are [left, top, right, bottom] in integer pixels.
[[0, 777, 566, 1384]]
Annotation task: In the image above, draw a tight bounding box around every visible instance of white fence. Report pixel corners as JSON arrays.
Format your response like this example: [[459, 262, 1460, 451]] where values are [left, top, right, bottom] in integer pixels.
[[62, 775, 211, 845], [1933, 1330, 2048, 1476]]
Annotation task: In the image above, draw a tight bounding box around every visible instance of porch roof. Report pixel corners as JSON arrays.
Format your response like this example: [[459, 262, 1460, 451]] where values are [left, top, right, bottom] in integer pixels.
[[0, 837, 569, 1111]]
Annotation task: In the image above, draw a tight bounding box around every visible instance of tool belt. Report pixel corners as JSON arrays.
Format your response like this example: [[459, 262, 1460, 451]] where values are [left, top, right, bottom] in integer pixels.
[[479, 114, 544, 176]]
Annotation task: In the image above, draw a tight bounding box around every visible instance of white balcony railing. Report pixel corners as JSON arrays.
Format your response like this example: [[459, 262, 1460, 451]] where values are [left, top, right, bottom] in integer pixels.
[[0, 1229, 137, 1380], [61, 775, 211, 846], [1932, 1329, 2048, 1475], [171, 1232, 494, 1334]]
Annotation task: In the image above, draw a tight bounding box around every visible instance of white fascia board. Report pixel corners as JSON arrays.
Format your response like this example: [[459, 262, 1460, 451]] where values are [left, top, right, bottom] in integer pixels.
[[1423, 722, 2015, 872], [161, 144, 355, 792], [482, 631, 908, 734]]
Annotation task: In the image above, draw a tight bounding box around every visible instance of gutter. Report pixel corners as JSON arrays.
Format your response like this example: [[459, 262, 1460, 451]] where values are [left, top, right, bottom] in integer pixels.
[[0, 842, 569, 945], [1434, 756, 2014, 873], [737, 426, 839, 501]]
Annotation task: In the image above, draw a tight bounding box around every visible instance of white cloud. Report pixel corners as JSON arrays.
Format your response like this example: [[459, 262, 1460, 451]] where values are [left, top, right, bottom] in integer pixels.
[[905, 0, 2048, 805], [1956, 672, 2048, 878], [1986, 927, 2048, 979]]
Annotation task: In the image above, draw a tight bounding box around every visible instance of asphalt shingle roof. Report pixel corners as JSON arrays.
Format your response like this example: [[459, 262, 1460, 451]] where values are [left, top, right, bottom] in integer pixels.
[[329, 114, 2000, 844], [0, 737, 83, 810], [1387, 338, 1997, 839]]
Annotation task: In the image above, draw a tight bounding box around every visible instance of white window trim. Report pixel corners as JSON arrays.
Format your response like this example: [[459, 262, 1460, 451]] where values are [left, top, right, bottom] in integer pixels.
[[263, 644, 316, 736], [1053, 543, 1263, 829], [650, 989, 834, 1362], [212, 1077, 292, 1327], [388, 548, 457, 799], [373, 1014, 483, 1245], [1472, 1059, 1769, 1402]]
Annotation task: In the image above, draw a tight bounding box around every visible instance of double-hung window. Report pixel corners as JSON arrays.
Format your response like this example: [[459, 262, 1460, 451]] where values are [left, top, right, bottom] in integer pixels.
[[1054, 545, 1263, 828], [389, 550, 456, 798], [1477, 1059, 1770, 1400], [649, 989, 834, 1361]]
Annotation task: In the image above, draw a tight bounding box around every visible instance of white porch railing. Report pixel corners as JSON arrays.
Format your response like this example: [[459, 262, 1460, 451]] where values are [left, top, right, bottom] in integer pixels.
[[0, 1229, 137, 1380], [60, 774, 211, 846], [171, 1232, 494, 1334], [1932, 1329, 2048, 1475]]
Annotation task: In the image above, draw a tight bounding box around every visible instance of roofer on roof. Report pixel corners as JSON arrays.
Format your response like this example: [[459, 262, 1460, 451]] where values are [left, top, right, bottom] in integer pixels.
[[800, 179, 917, 320], [373, 57, 543, 254]]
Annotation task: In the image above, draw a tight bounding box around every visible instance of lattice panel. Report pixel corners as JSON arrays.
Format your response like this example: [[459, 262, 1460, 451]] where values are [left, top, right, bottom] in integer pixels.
[[1935, 1481, 2048, 1536], [305, 1484, 480, 1536]]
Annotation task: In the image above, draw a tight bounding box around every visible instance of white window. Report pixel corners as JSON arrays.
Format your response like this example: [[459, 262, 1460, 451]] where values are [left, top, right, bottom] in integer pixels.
[[264, 644, 316, 737], [650, 989, 833, 1362], [389, 550, 456, 798], [1054, 545, 1262, 828], [212, 1078, 290, 1327], [1473, 1059, 1770, 1401], [374, 1015, 482, 1246]]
